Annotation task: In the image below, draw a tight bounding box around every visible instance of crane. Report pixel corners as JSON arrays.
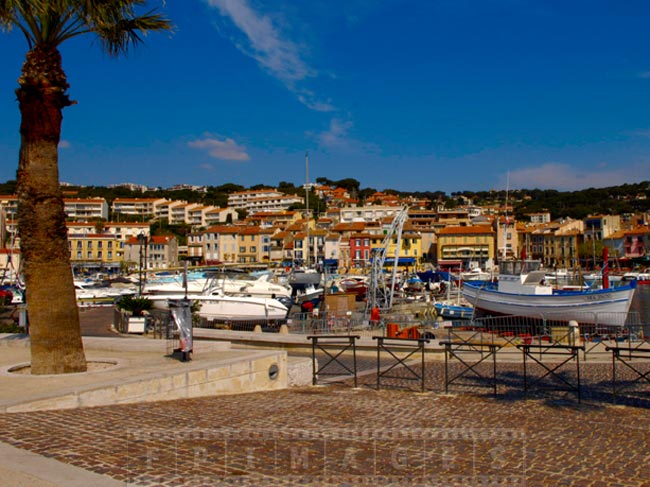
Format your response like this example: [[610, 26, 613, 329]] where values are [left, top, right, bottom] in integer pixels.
[[365, 206, 408, 315]]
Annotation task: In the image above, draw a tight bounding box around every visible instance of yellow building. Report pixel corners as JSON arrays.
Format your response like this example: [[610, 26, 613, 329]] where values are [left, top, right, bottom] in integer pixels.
[[68, 233, 123, 271], [436, 225, 496, 270]]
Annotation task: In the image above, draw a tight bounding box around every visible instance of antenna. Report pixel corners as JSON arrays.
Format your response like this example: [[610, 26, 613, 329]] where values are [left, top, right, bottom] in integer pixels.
[[305, 152, 310, 266]]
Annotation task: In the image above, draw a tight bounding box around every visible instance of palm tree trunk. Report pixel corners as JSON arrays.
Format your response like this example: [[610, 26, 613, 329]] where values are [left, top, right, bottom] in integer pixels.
[[16, 44, 86, 374]]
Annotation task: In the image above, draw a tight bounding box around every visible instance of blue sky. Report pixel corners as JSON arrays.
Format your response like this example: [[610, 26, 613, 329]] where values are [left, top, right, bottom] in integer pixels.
[[1, 0, 650, 193]]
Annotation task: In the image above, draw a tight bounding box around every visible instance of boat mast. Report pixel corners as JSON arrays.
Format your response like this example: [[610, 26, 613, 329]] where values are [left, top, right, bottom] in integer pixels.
[[502, 171, 510, 261]]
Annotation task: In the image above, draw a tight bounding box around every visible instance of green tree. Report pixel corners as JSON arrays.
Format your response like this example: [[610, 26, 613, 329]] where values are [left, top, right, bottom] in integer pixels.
[[1, 1, 171, 374]]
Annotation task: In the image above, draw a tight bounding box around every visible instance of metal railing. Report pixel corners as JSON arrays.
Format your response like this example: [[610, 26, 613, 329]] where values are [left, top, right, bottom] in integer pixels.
[[606, 345, 650, 404], [308, 335, 360, 387], [374, 336, 430, 392]]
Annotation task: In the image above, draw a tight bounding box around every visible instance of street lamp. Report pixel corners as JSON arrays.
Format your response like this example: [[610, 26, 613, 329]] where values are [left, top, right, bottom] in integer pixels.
[[138, 232, 147, 295]]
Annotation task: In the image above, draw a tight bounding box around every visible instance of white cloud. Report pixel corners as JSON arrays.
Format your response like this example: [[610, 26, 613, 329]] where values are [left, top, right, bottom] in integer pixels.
[[206, 0, 313, 84], [639, 71, 650, 79], [188, 135, 250, 161], [507, 162, 650, 191], [204, 0, 333, 112], [316, 118, 354, 149], [629, 128, 650, 138], [58, 140, 70, 149]]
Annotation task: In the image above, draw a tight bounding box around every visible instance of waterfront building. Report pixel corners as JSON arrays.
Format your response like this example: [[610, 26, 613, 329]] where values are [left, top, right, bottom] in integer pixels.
[[123, 235, 178, 271], [349, 233, 373, 268], [494, 215, 518, 261], [532, 218, 584, 269], [436, 225, 496, 270], [237, 226, 262, 264], [68, 233, 123, 272]]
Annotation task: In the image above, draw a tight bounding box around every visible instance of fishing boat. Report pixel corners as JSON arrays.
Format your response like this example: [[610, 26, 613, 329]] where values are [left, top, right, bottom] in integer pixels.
[[461, 260, 637, 326]]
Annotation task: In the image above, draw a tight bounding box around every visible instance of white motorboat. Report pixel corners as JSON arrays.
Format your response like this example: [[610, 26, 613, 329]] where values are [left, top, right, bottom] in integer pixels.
[[460, 267, 492, 281], [148, 287, 289, 321], [143, 271, 291, 299], [462, 260, 637, 326]]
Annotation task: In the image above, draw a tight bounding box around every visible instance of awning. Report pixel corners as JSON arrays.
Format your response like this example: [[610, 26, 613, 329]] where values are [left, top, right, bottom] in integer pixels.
[[384, 257, 416, 265]]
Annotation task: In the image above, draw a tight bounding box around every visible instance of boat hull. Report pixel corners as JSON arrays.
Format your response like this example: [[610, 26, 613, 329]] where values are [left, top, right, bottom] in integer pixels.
[[149, 294, 289, 321], [462, 282, 636, 326]]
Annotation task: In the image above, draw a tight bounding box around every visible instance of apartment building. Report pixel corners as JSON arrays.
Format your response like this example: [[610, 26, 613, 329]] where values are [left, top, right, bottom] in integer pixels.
[[339, 205, 401, 224], [123, 235, 178, 270], [228, 189, 303, 212], [204, 207, 238, 227], [237, 226, 262, 264], [64, 198, 109, 221], [584, 215, 621, 241], [246, 194, 304, 213], [528, 212, 551, 224], [112, 198, 167, 219], [68, 233, 123, 270], [436, 225, 496, 270], [532, 218, 584, 268]]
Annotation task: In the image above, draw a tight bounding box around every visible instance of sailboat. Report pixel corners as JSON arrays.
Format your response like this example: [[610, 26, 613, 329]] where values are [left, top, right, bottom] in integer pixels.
[[289, 152, 323, 292]]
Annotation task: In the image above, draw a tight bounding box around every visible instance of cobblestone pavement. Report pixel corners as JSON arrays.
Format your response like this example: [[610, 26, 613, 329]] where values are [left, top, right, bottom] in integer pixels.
[[1, 359, 650, 487]]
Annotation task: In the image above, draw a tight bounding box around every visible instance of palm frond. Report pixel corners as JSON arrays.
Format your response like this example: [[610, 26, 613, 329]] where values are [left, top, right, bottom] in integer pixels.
[[1, 0, 172, 53]]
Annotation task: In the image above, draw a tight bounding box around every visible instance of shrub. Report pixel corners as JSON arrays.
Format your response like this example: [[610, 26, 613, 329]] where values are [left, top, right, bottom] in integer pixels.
[[117, 295, 153, 317]]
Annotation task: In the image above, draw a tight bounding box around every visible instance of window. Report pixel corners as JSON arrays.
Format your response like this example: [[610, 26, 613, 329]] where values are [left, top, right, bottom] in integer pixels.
[[97, 241, 103, 249], [108, 241, 112, 249], [97, 251, 102, 259], [240, 246, 246, 253], [250, 246, 256, 253], [76, 252, 82, 259], [108, 251, 113, 259]]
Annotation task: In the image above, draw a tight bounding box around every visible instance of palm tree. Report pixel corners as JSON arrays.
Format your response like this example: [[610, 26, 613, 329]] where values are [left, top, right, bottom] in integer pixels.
[[0, 1, 171, 374]]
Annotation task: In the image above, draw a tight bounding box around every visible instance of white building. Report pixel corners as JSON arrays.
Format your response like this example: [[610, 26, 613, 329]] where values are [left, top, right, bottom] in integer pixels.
[[339, 205, 401, 224], [64, 198, 109, 221]]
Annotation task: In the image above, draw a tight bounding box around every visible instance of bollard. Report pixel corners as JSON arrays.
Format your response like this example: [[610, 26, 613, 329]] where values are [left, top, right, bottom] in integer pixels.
[[279, 324, 289, 334], [569, 320, 579, 346], [253, 324, 263, 333]]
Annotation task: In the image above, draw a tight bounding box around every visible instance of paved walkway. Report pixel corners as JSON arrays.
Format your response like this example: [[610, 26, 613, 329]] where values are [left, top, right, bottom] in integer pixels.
[[3, 314, 650, 486], [1, 356, 650, 486]]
